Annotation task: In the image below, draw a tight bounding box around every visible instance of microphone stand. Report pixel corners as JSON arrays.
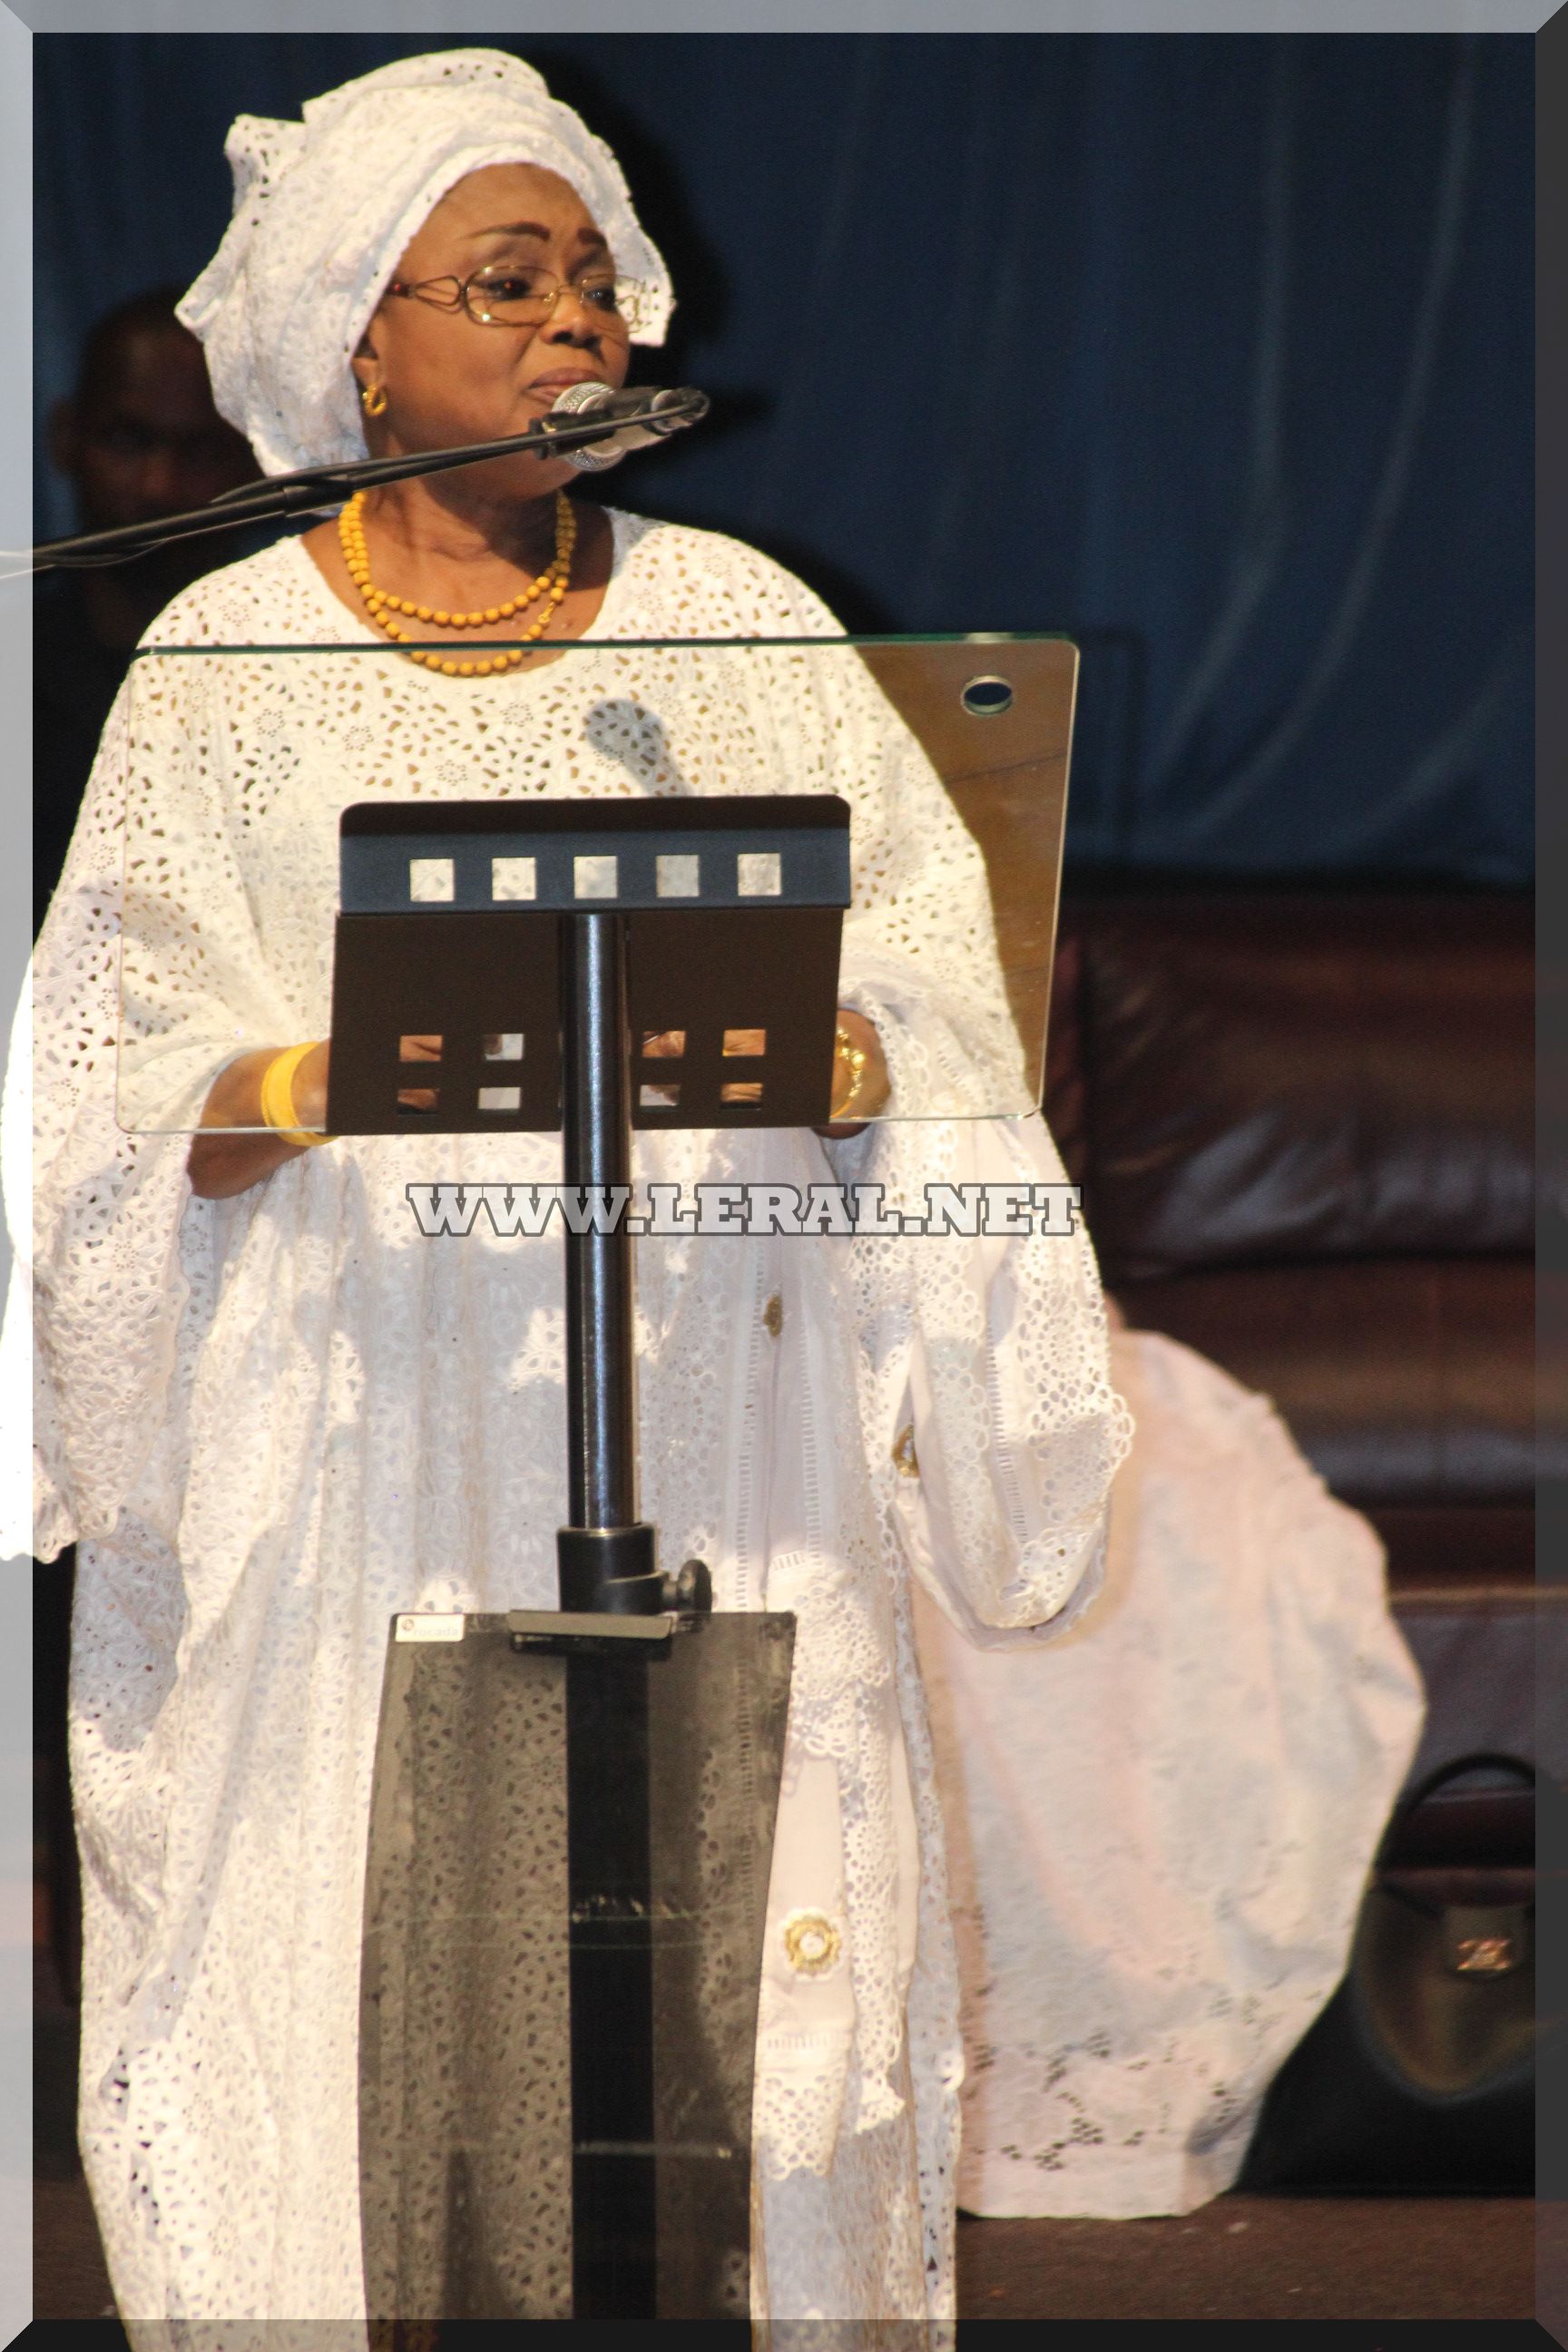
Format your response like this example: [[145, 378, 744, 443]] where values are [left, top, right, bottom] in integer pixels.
[[28, 387, 710, 573]]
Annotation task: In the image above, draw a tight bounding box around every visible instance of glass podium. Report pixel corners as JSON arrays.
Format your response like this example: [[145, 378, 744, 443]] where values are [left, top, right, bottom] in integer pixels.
[[113, 634, 1076, 1134]]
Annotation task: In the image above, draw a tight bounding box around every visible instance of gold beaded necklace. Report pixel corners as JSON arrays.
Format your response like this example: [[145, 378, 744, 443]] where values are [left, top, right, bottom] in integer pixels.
[[338, 488, 577, 678]]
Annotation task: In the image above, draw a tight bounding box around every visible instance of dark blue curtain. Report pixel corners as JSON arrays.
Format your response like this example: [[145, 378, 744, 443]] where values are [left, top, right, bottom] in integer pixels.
[[33, 33, 1532, 881]]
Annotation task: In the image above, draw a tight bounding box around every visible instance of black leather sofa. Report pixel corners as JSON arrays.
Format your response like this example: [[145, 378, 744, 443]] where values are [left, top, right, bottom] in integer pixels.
[[1043, 889, 1554, 1803]]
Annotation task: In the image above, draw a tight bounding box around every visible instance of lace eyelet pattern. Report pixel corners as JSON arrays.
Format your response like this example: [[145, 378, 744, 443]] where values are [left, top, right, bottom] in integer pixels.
[[30, 509, 1130, 2328]]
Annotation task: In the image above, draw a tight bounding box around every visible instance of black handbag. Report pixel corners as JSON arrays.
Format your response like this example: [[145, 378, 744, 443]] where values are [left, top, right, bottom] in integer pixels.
[[1238, 1751, 1534, 2192]]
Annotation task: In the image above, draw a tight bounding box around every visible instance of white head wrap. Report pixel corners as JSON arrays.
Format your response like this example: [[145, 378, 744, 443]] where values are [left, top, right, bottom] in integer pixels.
[[177, 49, 674, 476]]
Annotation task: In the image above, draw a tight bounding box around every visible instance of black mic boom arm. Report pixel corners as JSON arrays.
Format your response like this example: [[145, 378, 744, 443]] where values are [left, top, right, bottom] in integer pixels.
[[29, 387, 710, 573]]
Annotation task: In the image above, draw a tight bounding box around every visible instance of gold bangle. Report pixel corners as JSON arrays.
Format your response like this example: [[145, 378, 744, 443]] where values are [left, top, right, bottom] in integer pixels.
[[259, 1041, 335, 1147], [829, 1022, 868, 1122]]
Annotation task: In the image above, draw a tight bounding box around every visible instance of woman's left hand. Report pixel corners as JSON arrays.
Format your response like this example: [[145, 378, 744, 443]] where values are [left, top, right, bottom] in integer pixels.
[[640, 1009, 887, 1133]]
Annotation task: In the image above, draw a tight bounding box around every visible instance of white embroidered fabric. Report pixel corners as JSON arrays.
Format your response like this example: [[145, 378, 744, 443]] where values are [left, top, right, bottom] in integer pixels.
[[22, 510, 1130, 2328], [914, 1315, 1426, 2220]]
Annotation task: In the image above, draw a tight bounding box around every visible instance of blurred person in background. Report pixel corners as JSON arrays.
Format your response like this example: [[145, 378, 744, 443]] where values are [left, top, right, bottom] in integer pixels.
[[35, 289, 256, 931]]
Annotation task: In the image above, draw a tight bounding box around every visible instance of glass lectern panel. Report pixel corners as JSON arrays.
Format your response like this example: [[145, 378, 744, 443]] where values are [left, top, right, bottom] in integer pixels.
[[360, 1608, 795, 2321], [113, 633, 1075, 1132]]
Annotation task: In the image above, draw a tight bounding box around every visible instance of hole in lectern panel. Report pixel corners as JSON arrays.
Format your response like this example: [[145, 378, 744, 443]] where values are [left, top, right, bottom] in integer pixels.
[[397, 1088, 438, 1113], [960, 673, 1014, 718], [400, 1035, 442, 1062], [656, 854, 701, 897], [641, 1030, 685, 1057], [720, 1082, 763, 1104], [491, 856, 536, 901], [723, 1028, 766, 1057], [574, 854, 619, 898], [478, 1085, 522, 1112], [736, 852, 781, 897], [641, 1082, 681, 1109], [484, 1033, 524, 1061], [409, 858, 455, 902]]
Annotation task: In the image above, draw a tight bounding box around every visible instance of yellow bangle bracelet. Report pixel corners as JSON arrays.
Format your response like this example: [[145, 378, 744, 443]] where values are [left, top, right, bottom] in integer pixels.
[[259, 1041, 335, 1147], [829, 1022, 868, 1122]]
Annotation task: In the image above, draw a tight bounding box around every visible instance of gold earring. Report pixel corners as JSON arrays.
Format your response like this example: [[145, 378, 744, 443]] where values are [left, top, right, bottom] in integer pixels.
[[361, 382, 389, 418]]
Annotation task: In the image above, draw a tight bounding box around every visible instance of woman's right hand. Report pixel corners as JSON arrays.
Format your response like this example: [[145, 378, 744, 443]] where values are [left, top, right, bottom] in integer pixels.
[[187, 1041, 334, 1200]]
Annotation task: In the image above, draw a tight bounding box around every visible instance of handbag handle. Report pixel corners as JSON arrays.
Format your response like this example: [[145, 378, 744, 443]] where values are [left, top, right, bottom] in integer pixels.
[[1376, 1750, 1535, 1870]]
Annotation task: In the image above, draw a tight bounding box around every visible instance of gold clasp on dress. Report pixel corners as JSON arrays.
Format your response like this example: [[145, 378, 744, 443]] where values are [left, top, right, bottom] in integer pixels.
[[781, 1909, 844, 1976]]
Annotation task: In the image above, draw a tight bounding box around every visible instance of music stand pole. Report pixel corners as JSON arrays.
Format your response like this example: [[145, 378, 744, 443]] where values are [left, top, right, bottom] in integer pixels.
[[330, 793, 845, 2318], [556, 910, 662, 1613]]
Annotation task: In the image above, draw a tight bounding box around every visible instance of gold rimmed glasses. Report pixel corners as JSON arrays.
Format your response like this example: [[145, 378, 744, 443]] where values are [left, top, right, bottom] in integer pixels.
[[387, 260, 648, 338]]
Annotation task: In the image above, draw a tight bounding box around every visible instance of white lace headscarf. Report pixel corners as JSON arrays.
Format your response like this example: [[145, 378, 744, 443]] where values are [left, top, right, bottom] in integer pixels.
[[177, 48, 674, 476]]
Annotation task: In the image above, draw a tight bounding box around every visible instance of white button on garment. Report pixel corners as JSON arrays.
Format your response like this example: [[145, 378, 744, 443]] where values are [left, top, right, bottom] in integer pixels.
[[780, 1908, 843, 1977]]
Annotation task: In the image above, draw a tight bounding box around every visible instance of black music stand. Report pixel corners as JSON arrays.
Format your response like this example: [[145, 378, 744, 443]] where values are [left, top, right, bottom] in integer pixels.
[[335, 796, 849, 2323]]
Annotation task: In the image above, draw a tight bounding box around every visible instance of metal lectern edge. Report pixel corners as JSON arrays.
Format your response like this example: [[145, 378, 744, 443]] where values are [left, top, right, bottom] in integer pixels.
[[338, 791, 853, 837]]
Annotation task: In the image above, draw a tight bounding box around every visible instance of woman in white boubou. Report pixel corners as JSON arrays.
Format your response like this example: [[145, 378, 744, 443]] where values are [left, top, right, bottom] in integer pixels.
[[19, 51, 1129, 2330]]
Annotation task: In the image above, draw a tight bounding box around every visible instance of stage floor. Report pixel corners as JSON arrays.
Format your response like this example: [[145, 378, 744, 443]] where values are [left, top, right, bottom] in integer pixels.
[[34, 2166, 1535, 2327], [34, 1936, 1538, 2330]]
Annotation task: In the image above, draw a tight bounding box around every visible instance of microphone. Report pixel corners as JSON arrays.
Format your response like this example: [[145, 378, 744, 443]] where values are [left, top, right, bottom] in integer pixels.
[[541, 382, 710, 471]]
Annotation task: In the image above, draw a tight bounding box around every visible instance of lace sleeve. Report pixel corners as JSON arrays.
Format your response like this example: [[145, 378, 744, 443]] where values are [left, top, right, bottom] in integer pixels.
[[843, 1104, 1132, 1648], [828, 682, 1030, 1121], [27, 654, 299, 1555]]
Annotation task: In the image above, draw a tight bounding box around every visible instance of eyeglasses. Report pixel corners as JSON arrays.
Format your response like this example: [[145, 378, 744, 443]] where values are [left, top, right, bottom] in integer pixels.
[[386, 260, 648, 338]]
